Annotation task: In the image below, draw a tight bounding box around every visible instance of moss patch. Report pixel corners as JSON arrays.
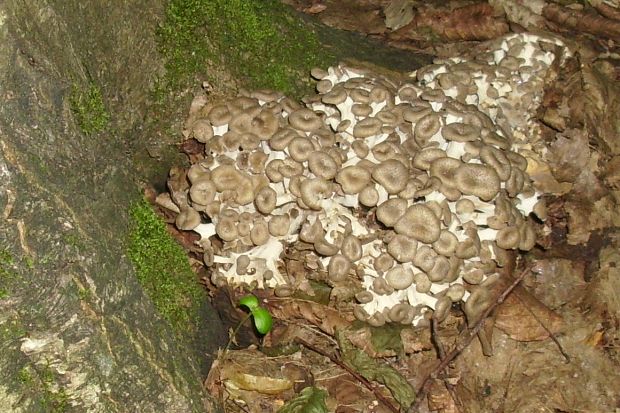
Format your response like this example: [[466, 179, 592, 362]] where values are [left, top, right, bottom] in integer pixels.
[[157, 0, 335, 98], [127, 199, 204, 335], [0, 249, 17, 299], [69, 82, 110, 135]]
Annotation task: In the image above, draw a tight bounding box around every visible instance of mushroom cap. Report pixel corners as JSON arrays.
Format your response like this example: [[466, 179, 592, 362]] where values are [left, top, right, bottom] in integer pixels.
[[288, 108, 322, 132], [480, 145, 511, 181], [336, 165, 372, 195], [414, 113, 441, 146], [268, 214, 291, 237], [211, 165, 242, 192], [454, 163, 500, 201], [432, 229, 458, 257], [191, 118, 214, 143], [373, 253, 394, 273], [207, 104, 232, 127], [413, 148, 447, 171], [353, 117, 383, 139], [351, 140, 370, 158], [189, 178, 217, 206], [308, 151, 338, 180], [442, 122, 479, 142], [372, 159, 409, 194], [251, 110, 279, 140], [387, 234, 418, 262], [433, 296, 452, 322], [341, 235, 363, 262], [254, 186, 277, 214], [385, 266, 414, 290], [299, 219, 323, 243], [175, 207, 201, 231], [372, 276, 394, 295], [300, 178, 332, 210], [376, 198, 407, 227], [359, 185, 380, 207], [327, 254, 352, 282], [250, 220, 270, 246], [288, 137, 316, 162], [269, 128, 299, 151], [394, 204, 441, 244], [216, 216, 238, 242]]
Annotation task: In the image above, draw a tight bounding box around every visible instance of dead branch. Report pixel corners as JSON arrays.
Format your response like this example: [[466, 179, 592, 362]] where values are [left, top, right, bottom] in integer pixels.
[[407, 267, 531, 413]]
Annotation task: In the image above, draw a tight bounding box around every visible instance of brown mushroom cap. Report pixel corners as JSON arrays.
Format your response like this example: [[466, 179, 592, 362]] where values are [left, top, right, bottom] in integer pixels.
[[385, 266, 414, 290], [414, 271, 432, 293], [353, 117, 383, 139], [336, 166, 372, 195], [394, 204, 441, 244], [372, 159, 409, 194], [414, 113, 441, 146], [387, 234, 418, 262], [372, 276, 394, 295], [308, 151, 338, 180], [189, 178, 217, 206], [428, 255, 450, 282], [413, 148, 447, 171], [300, 178, 332, 210], [341, 235, 363, 262], [287, 137, 315, 163], [211, 164, 242, 192], [328, 254, 352, 282], [376, 198, 408, 227], [191, 118, 214, 143], [216, 216, 238, 242], [314, 237, 340, 256], [446, 283, 466, 302], [442, 122, 479, 142], [359, 185, 380, 207], [433, 296, 452, 322], [322, 85, 347, 105], [454, 163, 500, 201], [252, 110, 279, 140], [288, 108, 322, 132], [352, 103, 373, 117], [250, 220, 270, 246], [299, 219, 323, 243], [254, 186, 277, 214], [480, 145, 511, 181], [432, 229, 458, 257], [268, 214, 290, 237], [269, 128, 299, 151], [207, 104, 232, 127], [413, 245, 437, 273], [175, 207, 201, 231], [373, 253, 394, 273]]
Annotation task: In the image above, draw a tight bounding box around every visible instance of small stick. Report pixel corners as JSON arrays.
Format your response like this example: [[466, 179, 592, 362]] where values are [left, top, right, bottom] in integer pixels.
[[408, 268, 531, 413], [294, 337, 400, 413]]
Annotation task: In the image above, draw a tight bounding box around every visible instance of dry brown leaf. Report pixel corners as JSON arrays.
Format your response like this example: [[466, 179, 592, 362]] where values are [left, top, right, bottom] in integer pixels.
[[564, 194, 619, 244], [391, 3, 509, 42], [547, 129, 590, 183], [427, 379, 459, 413], [495, 285, 565, 342], [543, 3, 620, 40], [266, 298, 354, 335]]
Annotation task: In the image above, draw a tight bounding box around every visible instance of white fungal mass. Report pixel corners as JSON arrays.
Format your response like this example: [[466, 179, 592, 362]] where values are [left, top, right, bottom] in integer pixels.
[[166, 33, 571, 326]]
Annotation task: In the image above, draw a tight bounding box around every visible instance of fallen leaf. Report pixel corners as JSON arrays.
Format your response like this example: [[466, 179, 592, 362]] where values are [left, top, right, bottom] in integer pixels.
[[495, 285, 565, 342]]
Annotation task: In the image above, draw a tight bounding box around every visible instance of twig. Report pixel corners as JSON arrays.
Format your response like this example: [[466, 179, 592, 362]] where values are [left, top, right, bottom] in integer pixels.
[[294, 337, 400, 413], [407, 268, 531, 413], [514, 293, 571, 362]]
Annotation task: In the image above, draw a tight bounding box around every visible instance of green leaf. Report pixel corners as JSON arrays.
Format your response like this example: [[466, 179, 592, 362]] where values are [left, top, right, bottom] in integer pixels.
[[251, 307, 273, 335], [336, 330, 415, 409], [277, 386, 328, 413], [239, 294, 260, 311]]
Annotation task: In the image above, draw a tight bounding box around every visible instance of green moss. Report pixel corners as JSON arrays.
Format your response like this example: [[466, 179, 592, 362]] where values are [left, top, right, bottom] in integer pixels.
[[157, 0, 334, 98], [0, 249, 16, 299], [69, 82, 110, 135], [127, 199, 204, 335]]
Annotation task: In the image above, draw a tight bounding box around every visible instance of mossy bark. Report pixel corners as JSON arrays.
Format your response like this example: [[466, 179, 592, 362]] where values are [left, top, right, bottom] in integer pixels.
[[0, 1, 225, 411]]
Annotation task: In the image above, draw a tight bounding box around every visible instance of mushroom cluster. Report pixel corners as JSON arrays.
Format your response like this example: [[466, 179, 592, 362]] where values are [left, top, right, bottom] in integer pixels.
[[162, 33, 568, 327]]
